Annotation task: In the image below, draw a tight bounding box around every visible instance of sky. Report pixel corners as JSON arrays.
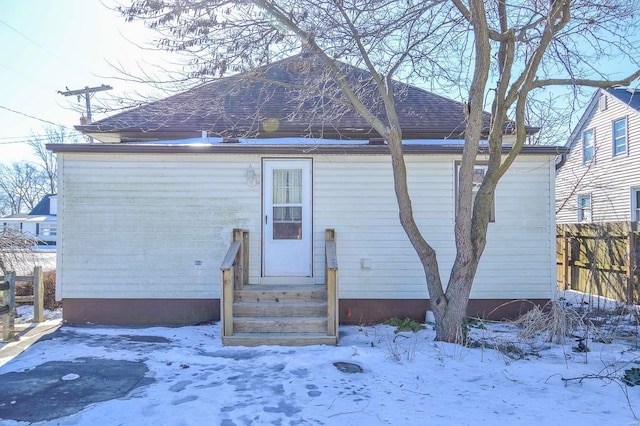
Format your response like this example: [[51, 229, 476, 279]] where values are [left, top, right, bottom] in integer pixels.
[[0, 0, 164, 164], [1, 290, 640, 425], [1, 1, 639, 165]]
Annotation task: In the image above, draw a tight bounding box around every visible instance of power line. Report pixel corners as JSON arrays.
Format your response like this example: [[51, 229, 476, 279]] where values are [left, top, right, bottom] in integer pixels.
[[0, 63, 58, 92], [0, 135, 65, 145], [0, 105, 74, 130], [0, 19, 64, 62]]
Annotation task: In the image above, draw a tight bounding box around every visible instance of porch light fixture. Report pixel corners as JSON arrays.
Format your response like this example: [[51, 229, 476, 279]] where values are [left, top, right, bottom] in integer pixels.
[[246, 165, 259, 187]]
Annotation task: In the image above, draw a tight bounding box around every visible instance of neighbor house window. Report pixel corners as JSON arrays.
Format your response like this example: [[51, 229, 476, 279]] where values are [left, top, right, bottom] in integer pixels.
[[632, 188, 640, 222], [39, 223, 57, 237], [2, 222, 21, 234], [612, 117, 627, 156], [455, 162, 495, 222], [582, 129, 594, 163], [577, 194, 592, 222]]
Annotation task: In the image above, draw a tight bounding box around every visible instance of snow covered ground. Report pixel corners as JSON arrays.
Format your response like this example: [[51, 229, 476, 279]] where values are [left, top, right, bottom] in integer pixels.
[[0, 293, 639, 425]]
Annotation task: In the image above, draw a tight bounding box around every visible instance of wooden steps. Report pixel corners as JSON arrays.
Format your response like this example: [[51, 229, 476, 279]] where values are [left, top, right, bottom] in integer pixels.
[[222, 285, 337, 346]]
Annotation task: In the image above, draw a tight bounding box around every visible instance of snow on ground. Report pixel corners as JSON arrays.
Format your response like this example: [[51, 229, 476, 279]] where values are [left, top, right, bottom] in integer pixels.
[[0, 297, 639, 426]]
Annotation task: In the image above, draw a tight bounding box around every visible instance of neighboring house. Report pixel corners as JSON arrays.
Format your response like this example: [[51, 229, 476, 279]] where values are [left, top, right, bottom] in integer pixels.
[[1, 194, 57, 246], [556, 88, 640, 223], [49, 54, 561, 345]]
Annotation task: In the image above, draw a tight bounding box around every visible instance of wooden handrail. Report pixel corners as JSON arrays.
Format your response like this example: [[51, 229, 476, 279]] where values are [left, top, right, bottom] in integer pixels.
[[220, 229, 249, 339], [325, 229, 339, 341], [220, 241, 241, 271]]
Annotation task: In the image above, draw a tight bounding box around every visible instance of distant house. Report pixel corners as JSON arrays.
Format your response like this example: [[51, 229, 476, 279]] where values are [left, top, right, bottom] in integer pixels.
[[49, 54, 561, 345], [1, 194, 57, 246], [556, 88, 640, 223]]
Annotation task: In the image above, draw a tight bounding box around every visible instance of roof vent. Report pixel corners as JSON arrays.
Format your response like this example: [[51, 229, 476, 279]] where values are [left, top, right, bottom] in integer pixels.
[[599, 94, 607, 111], [368, 138, 385, 145], [222, 137, 240, 143]]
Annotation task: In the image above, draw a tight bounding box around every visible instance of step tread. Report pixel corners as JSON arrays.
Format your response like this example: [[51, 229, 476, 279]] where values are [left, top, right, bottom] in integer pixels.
[[223, 333, 338, 347], [233, 301, 327, 315], [233, 316, 327, 321], [233, 300, 327, 305], [233, 316, 327, 334], [234, 288, 328, 302]]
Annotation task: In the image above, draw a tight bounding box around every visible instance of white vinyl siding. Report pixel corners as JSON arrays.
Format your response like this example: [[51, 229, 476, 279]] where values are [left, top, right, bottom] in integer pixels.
[[314, 155, 554, 300], [57, 152, 556, 302], [57, 153, 263, 299], [557, 90, 640, 223]]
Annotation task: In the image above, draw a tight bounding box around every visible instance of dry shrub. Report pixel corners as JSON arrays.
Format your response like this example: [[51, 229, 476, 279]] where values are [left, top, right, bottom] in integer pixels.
[[514, 301, 584, 343], [15, 270, 60, 311]]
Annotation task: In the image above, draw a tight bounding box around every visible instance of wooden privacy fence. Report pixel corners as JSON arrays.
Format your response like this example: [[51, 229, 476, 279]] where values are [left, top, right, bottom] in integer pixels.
[[0, 266, 44, 341], [557, 222, 639, 303]]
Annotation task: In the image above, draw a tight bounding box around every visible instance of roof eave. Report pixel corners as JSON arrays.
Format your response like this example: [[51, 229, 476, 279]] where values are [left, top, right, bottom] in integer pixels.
[[47, 142, 567, 156]]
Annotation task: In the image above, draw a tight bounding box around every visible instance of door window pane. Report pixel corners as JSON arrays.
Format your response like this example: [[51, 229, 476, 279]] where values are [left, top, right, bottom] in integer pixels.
[[273, 169, 302, 203], [272, 169, 303, 240], [273, 206, 302, 239]]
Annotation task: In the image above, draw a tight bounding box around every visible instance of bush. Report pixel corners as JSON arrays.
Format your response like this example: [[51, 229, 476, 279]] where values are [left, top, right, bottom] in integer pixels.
[[15, 269, 61, 311], [383, 317, 426, 333]]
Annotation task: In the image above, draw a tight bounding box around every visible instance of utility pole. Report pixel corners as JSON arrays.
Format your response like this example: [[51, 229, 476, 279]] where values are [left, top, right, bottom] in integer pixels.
[[58, 84, 113, 123]]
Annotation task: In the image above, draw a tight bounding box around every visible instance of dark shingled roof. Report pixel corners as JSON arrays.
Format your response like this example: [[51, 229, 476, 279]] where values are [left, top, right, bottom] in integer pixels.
[[29, 194, 55, 216], [606, 87, 640, 111], [77, 54, 531, 142]]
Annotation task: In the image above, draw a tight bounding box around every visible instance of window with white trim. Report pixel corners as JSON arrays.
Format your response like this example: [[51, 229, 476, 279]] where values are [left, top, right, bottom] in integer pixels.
[[2, 222, 21, 234], [612, 117, 627, 156], [455, 162, 495, 222], [577, 194, 592, 222], [39, 223, 57, 237], [582, 129, 594, 163]]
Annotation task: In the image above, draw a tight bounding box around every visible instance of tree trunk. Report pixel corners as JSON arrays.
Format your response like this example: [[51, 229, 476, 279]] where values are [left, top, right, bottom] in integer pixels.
[[434, 295, 467, 344], [434, 259, 479, 342]]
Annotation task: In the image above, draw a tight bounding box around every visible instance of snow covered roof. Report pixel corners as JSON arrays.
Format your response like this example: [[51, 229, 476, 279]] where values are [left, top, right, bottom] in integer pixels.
[[49, 136, 566, 155]]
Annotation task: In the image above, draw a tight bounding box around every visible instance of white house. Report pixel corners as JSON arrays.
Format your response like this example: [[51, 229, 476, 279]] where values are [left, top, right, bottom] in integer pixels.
[[556, 88, 640, 223], [49, 54, 561, 345], [1, 194, 57, 246]]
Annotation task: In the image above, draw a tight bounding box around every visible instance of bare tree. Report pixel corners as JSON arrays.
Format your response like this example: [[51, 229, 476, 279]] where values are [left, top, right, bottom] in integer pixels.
[[0, 126, 75, 215], [28, 126, 77, 194], [0, 162, 47, 214], [120, 0, 640, 343], [0, 229, 35, 274]]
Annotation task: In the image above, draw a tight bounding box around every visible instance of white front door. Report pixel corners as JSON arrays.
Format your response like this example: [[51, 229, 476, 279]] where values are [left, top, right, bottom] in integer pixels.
[[263, 159, 313, 277]]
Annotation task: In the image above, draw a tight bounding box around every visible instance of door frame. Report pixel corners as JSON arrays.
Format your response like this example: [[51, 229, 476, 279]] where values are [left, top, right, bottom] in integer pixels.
[[261, 158, 314, 281]]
